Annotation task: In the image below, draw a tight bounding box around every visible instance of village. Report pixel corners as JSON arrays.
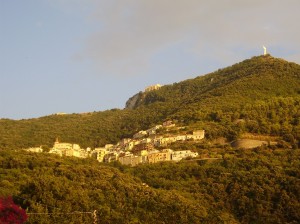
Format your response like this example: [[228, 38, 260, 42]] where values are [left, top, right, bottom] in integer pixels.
[[25, 120, 205, 166], [24, 84, 205, 166]]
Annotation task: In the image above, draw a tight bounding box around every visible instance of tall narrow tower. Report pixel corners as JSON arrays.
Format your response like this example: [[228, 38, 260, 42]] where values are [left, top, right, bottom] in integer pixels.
[[263, 46, 267, 55]]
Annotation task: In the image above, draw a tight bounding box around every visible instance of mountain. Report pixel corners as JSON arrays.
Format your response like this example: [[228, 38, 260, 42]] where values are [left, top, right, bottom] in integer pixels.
[[127, 54, 300, 111], [1, 54, 300, 224], [0, 54, 300, 150]]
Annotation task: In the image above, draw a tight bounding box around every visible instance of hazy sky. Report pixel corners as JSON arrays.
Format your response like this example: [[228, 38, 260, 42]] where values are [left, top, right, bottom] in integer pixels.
[[1, 0, 300, 119]]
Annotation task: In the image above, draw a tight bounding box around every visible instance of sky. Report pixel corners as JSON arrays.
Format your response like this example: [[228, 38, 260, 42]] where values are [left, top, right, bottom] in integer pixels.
[[1, 0, 300, 120]]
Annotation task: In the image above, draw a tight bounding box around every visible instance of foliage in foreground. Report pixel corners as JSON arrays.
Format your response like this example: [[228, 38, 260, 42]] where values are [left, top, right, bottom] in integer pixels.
[[0, 148, 299, 223], [0, 196, 27, 224]]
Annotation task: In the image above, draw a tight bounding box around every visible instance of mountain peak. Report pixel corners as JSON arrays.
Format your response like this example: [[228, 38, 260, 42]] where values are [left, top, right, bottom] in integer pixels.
[[126, 55, 300, 110]]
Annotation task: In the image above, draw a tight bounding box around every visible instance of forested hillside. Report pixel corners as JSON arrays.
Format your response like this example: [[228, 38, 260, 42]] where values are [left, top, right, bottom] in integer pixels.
[[0, 55, 300, 149], [1, 55, 300, 223], [0, 148, 299, 223]]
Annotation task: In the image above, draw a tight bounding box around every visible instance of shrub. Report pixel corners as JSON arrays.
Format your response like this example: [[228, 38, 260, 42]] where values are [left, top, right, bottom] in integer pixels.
[[0, 197, 27, 224]]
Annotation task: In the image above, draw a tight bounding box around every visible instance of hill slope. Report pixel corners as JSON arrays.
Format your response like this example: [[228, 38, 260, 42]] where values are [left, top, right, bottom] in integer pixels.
[[128, 55, 300, 110], [0, 54, 300, 149], [1, 55, 300, 223], [1, 148, 299, 223]]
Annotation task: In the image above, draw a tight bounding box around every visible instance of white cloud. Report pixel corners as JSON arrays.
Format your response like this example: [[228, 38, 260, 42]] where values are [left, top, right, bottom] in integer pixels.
[[72, 0, 300, 76]]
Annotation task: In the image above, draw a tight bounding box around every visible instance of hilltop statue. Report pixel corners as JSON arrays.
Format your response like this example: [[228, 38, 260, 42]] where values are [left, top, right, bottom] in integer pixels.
[[263, 46, 267, 55]]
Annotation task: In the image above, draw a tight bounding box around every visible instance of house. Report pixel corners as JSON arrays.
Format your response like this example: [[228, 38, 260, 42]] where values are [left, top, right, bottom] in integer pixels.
[[160, 137, 170, 146], [118, 153, 144, 166], [49, 148, 63, 156], [163, 120, 175, 127], [169, 136, 177, 143], [103, 152, 119, 163], [141, 138, 152, 144], [92, 147, 109, 162], [172, 150, 198, 162], [146, 125, 162, 135], [49, 139, 89, 158], [133, 131, 148, 139], [186, 134, 194, 140], [125, 141, 135, 151], [131, 149, 149, 157], [132, 143, 154, 154], [119, 138, 131, 147], [146, 128, 156, 135], [192, 130, 205, 140], [53, 142, 73, 150], [162, 148, 173, 154], [25, 147, 43, 153], [153, 136, 176, 147], [55, 112, 67, 115], [153, 137, 162, 147], [148, 150, 172, 164], [105, 144, 114, 150], [49, 140, 73, 157], [72, 148, 89, 158], [140, 150, 148, 156], [176, 135, 187, 141], [134, 140, 141, 146], [144, 84, 162, 92]]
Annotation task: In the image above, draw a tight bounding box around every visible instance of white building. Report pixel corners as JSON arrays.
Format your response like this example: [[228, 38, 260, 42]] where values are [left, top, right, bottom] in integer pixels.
[[176, 135, 187, 141], [92, 147, 109, 162], [172, 150, 198, 162], [25, 147, 43, 153], [192, 130, 205, 140], [144, 84, 162, 92], [147, 149, 172, 163], [118, 153, 144, 166], [49, 139, 88, 158]]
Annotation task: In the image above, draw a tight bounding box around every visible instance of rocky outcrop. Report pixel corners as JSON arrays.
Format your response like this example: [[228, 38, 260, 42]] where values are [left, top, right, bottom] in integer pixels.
[[125, 92, 143, 109]]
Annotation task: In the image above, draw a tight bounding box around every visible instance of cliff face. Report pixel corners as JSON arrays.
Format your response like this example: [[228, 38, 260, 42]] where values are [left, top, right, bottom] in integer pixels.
[[125, 92, 144, 109], [125, 84, 162, 109]]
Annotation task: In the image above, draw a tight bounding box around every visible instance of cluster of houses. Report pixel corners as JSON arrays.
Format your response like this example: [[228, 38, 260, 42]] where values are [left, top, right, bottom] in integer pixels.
[[25, 139, 91, 159], [25, 121, 205, 166], [49, 139, 91, 158]]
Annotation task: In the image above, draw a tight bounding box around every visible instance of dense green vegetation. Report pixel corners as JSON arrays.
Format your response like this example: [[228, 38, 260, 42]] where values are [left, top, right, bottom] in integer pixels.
[[0, 108, 162, 150], [0, 150, 207, 223], [0, 148, 299, 223], [0, 55, 300, 150], [1, 55, 300, 223]]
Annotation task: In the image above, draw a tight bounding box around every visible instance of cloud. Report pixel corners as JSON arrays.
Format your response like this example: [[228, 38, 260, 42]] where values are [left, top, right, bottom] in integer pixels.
[[75, 0, 300, 76]]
